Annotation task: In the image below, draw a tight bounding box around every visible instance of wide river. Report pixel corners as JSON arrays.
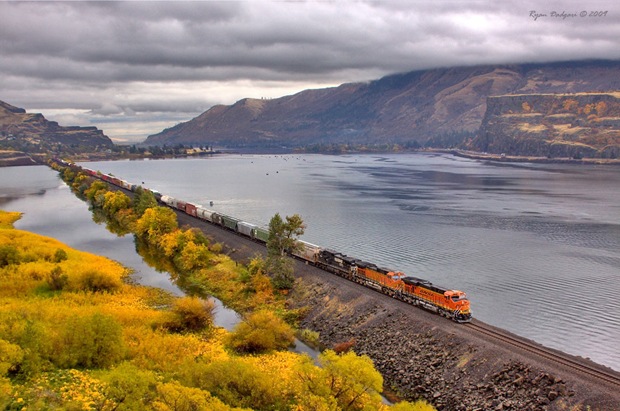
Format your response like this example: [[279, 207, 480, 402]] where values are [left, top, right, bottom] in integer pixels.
[[1, 153, 619, 371]]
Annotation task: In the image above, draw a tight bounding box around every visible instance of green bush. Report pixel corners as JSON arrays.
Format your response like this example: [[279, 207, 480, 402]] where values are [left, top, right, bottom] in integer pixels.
[[0, 245, 20, 267], [70, 270, 123, 293], [47, 266, 68, 291], [52, 248, 68, 263]]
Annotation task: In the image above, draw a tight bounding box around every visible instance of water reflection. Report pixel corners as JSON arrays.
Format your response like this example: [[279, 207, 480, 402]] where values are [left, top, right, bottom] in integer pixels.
[[1, 165, 241, 329]]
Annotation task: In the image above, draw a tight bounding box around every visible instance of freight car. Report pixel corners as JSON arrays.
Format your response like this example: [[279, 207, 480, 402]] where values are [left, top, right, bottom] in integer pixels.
[[64, 161, 472, 323]]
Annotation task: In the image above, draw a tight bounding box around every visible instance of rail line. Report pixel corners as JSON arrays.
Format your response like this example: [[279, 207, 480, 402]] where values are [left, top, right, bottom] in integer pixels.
[[55, 159, 620, 389], [466, 320, 620, 387]]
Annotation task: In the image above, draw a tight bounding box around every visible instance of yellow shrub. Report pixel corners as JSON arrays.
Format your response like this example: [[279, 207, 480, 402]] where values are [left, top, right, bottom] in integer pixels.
[[154, 380, 244, 411], [0, 339, 23, 376], [0, 211, 20, 229], [66, 268, 124, 293], [54, 312, 125, 369], [238, 351, 305, 401], [125, 328, 229, 373], [165, 296, 215, 333], [227, 310, 295, 354]]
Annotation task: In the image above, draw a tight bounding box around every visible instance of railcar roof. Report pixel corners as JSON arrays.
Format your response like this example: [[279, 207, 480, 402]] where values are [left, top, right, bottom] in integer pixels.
[[403, 276, 450, 294]]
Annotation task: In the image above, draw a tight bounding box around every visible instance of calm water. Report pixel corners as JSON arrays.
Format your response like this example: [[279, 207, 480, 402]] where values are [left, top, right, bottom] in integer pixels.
[[0, 165, 240, 329], [2, 153, 619, 371]]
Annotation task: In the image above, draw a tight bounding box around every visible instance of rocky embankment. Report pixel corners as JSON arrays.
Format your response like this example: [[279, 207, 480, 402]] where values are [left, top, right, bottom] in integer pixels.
[[173, 208, 619, 411], [470, 92, 620, 158], [291, 279, 619, 411]]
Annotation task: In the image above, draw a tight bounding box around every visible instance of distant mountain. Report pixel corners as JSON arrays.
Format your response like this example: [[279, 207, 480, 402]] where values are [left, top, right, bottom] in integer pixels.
[[0, 100, 114, 154], [145, 60, 620, 153]]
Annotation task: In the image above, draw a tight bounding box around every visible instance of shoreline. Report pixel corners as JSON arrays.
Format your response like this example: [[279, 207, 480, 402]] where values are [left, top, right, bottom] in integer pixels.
[[443, 149, 620, 165], [2, 148, 620, 167]]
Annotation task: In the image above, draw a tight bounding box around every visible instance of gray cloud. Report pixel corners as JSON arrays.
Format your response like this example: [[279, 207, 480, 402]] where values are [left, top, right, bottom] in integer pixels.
[[1, 0, 619, 142]]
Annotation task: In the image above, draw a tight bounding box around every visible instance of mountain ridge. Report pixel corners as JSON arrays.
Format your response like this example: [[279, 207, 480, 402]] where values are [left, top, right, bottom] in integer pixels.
[[0, 101, 114, 154], [145, 60, 620, 154]]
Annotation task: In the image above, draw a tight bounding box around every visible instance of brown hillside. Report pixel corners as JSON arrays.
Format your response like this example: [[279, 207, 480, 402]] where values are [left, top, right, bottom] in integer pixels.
[[145, 60, 620, 151], [0, 100, 113, 153]]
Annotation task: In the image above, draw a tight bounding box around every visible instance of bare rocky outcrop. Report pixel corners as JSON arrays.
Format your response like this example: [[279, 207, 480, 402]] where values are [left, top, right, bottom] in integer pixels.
[[470, 92, 620, 158], [0, 150, 39, 166]]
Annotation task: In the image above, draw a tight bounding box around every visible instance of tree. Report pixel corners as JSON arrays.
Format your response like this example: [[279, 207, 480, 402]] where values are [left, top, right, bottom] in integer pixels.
[[295, 350, 386, 411], [176, 240, 211, 272], [265, 213, 305, 290], [103, 190, 132, 215], [135, 206, 178, 242], [133, 186, 158, 217], [267, 213, 305, 257], [297, 350, 388, 411], [319, 350, 383, 410], [84, 180, 108, 206]]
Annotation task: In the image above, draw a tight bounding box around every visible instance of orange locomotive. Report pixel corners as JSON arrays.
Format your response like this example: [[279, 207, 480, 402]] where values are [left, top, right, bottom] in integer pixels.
[[316, 249, 472, 323]]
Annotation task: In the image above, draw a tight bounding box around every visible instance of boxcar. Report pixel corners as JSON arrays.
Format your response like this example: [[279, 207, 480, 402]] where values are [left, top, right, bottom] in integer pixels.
[[185, 203, 198, 217]]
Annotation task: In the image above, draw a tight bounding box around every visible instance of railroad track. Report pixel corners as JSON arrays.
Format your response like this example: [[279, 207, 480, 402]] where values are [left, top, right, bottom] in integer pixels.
[[467, 320, 620, 387], [96, 174, 620, 389]]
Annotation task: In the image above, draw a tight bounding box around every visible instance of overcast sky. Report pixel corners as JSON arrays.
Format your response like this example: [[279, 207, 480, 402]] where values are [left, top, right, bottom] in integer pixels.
[[1, 1, 619, 143]]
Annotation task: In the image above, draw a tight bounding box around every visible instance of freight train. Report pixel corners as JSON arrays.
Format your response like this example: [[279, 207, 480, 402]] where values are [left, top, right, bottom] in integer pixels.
[[56, 159, 472, 323]]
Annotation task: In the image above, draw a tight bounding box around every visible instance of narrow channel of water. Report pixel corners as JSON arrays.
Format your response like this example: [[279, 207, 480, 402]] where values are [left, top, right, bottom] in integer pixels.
[[0, 164, 323, 361], [0, 165, 241, 329]]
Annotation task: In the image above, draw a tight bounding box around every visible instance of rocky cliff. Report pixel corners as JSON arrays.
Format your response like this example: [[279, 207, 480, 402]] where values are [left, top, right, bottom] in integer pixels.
[[0, 100, 114, 153], [470, 93, 620, 158], [145, 60, 620, 151]]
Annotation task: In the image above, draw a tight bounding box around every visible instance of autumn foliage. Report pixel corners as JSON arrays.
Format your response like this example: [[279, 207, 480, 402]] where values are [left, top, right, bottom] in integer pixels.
[[0, 162, 438, 410]]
